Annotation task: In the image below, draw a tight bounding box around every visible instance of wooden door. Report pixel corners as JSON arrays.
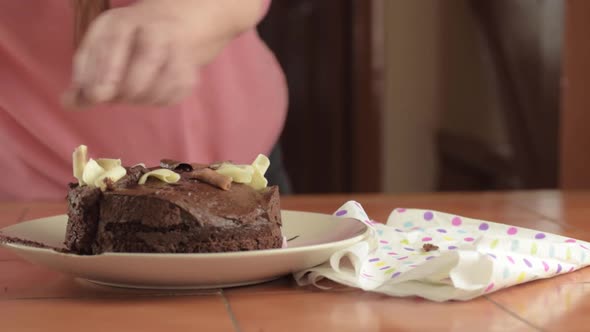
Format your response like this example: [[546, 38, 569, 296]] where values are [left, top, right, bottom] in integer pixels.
[[258, 0, 383, 194], [561, 0, 590, 188]]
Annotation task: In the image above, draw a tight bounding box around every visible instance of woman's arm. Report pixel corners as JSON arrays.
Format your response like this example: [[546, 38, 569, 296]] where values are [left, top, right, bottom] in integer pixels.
[[64, 0, 264, 108]]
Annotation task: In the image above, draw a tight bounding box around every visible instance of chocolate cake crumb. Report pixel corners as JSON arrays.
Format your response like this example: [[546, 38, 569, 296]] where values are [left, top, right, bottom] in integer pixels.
[[423, 243, 439, 252], [104, 178, 115, 191], [0, 234, 59, 250]]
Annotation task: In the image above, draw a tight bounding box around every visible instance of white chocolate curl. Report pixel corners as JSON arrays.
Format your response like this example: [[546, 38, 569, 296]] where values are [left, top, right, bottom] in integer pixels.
[[72, 145, 88, 184], [138, 169, 180, 185], [71, 145, 127, 190], [215, 164, 254, 183], [215, 154, 270, 190]]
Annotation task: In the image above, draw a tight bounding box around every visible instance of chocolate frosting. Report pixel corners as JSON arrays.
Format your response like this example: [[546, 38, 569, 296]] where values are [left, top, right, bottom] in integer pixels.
[[65, 164, 282, 255]]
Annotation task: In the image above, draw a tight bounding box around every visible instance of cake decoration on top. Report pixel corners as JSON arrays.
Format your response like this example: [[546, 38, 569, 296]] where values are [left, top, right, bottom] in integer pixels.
[[72, 145, 127, 191], [72, 145, 271, 191], [138, 169, 180, 185]]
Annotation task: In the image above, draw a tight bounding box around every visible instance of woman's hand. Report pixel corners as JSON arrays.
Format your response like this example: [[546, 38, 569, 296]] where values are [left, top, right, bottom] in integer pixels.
[[64, 0, 263, 108]]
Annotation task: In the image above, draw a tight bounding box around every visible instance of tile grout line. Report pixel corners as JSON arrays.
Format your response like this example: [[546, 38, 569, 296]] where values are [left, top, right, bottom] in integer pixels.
[[221, 289, 242, 332], [484, 295, 546, 332], [0, 291, 223, 301]]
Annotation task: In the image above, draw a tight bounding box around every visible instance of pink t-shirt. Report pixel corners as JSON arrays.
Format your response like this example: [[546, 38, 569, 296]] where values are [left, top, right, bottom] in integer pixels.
[[0, 0, 287, 200]]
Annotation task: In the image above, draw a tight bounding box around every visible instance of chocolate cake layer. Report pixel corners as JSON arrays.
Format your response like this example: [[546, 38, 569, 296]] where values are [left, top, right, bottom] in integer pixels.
[[65, 167, 282, 255]]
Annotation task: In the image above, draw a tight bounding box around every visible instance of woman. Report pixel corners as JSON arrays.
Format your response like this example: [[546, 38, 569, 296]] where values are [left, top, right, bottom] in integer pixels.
[[0, 0, 289, 200]]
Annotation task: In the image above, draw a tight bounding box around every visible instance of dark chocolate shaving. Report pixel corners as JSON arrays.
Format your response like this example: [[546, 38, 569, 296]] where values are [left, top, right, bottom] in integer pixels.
[[160, 159, 193, 172]]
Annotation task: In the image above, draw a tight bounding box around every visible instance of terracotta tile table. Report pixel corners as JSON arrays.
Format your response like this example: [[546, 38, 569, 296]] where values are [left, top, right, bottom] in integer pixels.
[[1, 191, 590, 331]]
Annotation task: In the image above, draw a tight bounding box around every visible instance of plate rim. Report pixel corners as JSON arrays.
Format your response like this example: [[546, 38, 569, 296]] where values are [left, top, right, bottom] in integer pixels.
[[0, 210, 370, 258]]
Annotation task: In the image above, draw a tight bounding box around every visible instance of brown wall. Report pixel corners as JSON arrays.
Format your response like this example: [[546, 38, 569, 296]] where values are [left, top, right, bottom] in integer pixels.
[[561, 0, 590, 188]]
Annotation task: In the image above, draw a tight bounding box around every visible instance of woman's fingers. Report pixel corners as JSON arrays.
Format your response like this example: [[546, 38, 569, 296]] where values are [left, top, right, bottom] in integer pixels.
[[119, 26, 170, 102], [72, 10, 136, 104], [140, 45, 197, 106], [66, 7, 204, 108]]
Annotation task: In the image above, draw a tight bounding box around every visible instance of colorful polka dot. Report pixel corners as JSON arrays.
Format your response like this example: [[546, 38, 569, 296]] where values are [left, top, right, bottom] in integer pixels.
[[567, 248, 572, 261], [531, 243, 538, 255], [516, 272, 526, 283], [580, 244, 590, 251], [485, 283, 495, 292], [503, 267, 510, 279], [556, 264, 563, 274], [397, 256, 409, 261], [437, 229, 447, 233], [423, 211, 434, 221], [404, 247, 415, 252], [379, 240, 389, 244], [425, 256, 435, 260], [422, 237, 433, 242], [448, 246, 457, 250], [487, 253, 497, 259], [566, 239, 576, 243], [384, 268, 395, 274], [451, 217, 462, 226], [397, 208, 406, 213], [375, 262, 386, 267], [457, 229, 467, 234], [391, 272, 402, 278], [335, 210, 347, 216], [507, 227, 518, 235], [464, 237, 475, 242], [395, 228, 403, 232], [507, 256, 515, 264], [382, 246, 393, 250], [535, 233, 546, 240], [443, 236, 454, 241], [369, 258, 380, 262], [479, 223, 490, 231], [490, 239, 499, 249], [523, 258, 533, 268], [403, 221, 414, 228], [568, 266, 575, 273], [387, 252, 398, 255], [542, 261, 550, 272]]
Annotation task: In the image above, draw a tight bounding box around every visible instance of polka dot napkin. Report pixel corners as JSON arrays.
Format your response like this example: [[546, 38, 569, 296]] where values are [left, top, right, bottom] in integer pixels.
[[293, 201, 590, 302]]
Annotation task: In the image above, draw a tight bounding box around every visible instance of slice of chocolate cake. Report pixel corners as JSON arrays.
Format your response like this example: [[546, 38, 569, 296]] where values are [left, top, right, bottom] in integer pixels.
[[65, 146, 282, 255]]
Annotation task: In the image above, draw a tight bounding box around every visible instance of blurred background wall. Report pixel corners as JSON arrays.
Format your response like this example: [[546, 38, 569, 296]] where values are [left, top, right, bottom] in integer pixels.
[[259, 0, 564, 194]]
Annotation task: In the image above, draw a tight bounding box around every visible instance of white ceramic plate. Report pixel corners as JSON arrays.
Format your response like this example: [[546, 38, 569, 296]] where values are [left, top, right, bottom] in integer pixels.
[[0, 211, 367, 289]]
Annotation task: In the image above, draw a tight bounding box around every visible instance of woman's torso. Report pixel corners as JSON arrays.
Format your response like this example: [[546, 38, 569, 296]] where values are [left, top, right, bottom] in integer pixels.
[[0, 0, 287, 200]]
